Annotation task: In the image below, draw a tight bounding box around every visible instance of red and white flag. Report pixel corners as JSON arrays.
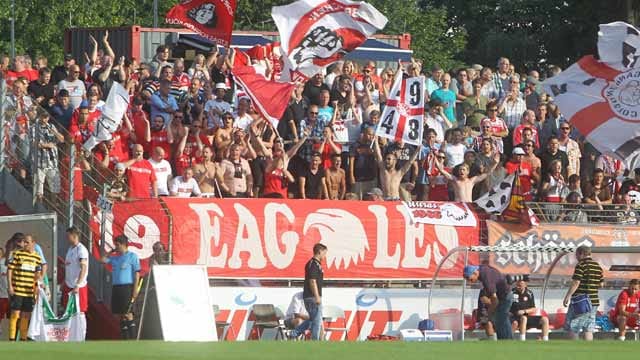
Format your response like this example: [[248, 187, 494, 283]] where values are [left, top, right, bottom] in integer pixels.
[[166, 0, 237, 46], [375, 71, 425, 146], [232, 64, 295, 127], [272, 0, 387, 83], [542, 22, 640, 166]]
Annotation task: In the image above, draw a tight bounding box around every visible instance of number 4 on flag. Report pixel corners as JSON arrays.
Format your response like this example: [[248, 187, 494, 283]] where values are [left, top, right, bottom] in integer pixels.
[[375, 72, 425, 146]]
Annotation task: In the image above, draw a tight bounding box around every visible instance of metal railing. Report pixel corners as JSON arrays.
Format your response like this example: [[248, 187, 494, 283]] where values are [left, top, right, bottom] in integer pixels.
[[525, 201, 640, 225], [0, 83, 172, 306]]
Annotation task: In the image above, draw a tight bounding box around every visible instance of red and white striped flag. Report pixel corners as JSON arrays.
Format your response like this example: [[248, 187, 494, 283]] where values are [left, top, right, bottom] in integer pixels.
[[374, 71, 425, 146], [542, 22, 640, 167]]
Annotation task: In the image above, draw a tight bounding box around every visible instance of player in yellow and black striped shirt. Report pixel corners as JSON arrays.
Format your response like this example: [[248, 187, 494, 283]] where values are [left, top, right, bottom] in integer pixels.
[[7, 234, 42, 341]]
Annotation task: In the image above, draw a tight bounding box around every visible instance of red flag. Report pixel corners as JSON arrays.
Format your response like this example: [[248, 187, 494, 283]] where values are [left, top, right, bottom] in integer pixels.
[[232, 65, 294, 126], [165, 0, 237, 46]]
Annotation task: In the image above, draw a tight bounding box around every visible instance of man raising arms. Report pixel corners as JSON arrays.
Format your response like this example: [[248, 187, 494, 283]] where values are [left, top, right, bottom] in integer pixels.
[[435, 151, 500, 202], [373, 138, 419, 201]]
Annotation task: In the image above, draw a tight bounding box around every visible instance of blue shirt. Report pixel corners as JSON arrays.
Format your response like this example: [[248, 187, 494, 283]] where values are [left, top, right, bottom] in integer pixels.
[[150, 92, 179, 127], [317, 106, 334, 128], [430, 88, 457, 124], [106, 251, 140, 285]]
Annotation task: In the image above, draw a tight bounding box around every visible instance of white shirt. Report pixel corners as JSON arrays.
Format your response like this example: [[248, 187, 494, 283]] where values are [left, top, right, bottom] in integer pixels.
[[65, 243, 89, 288], [444, 143, 466, 167], [204, 99, 232, 129], [0, 258, 8, 298], [149, 158, 172, 196], [234, 112, 253, 131], [170, 176, 201, 197], [285, 292, 308, 320], [425, 114, 447, 143], [57, 79, 86, 109]]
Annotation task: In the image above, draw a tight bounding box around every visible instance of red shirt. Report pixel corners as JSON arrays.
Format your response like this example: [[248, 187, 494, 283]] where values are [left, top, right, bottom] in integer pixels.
[[186, 134, 211, 156], [313, 142, 342, 169], [505, 160, 533, 199], [69, 108, 101, 143], [481, 117, 508, 135], [263, 168, 288, 198], [512, 124, 540, 148], [175, 153, 194, 177], [129, 107, 150, 151], [173, 73, 191, 91], [127, 159, 157, 199], [109, 131, 131, 163], [150, 130, 171, 160], [611, 289, 640, 320]]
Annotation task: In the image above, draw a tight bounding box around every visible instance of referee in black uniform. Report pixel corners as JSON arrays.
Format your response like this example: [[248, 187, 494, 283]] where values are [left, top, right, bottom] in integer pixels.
[[289, 243, 327, 340]]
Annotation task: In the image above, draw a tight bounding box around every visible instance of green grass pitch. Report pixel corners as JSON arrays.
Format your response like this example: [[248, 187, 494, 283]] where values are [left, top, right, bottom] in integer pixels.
[[0, 341, 636, 360]]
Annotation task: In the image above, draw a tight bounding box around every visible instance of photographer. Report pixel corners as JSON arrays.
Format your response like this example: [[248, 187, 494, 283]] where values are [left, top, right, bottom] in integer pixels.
[[464, 265, 513, 340], [510, 278, 550, 341]]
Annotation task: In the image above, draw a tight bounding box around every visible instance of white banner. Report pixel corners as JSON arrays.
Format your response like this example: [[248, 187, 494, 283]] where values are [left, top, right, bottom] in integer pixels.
[[375, 72, 425, 146], [28, 288, 86, 342], [403, 202, 478, 227], [210, 286, 622, 341]]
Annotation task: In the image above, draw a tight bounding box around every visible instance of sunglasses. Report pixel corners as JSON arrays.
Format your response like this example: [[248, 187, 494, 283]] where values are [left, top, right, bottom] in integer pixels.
[[309, 112, 319, 115], [73, 71, 81, 74], [561, 127, 570, 130], [487, 109, 498, 112], [524, 144, 534, 148], [437, 156, 446, 159], [482, 126, 491, 129]]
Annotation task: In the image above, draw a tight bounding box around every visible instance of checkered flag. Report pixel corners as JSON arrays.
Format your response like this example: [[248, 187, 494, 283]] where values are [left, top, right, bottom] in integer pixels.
[[474, 174, 516, 215]]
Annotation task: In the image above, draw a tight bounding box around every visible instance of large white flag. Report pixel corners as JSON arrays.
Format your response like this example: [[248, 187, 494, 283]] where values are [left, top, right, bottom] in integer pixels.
[[375, 71, 425, 145], [28, 288, 86, 342], [272, 0, 387, 82], [83, 82, 130, 152], [474, 174, 515, 215], [542, 22, 640, 167]]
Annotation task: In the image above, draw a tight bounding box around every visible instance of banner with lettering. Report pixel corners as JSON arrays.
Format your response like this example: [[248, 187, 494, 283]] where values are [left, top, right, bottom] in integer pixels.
[[403, 201, 477, 227], [91, 198, 479, 280], [487, 220, 640, 279]]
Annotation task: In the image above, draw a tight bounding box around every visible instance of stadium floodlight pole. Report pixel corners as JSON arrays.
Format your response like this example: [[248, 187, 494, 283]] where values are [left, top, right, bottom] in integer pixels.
[[153, 0, 158, 28], [10, 0, 15, 59]]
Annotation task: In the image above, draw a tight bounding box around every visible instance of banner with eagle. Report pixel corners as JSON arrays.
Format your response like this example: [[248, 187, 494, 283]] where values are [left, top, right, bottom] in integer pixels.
[[542, 22, 640, 167], [166, 0, 237, 46], [272, 0, 388, 82]]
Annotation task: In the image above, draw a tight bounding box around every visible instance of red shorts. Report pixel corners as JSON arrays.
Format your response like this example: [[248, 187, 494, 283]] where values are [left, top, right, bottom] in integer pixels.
[[62, 285, 88, 313], [0, 298, 8, 319]]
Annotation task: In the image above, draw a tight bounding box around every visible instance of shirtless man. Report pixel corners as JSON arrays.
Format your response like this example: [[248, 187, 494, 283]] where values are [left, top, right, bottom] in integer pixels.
[[213, 112, 235, 160], [373, 137, 419, 200], [325, 153, 346, 200], [193, 146, 224, 196], [435, 151, 500, 202]]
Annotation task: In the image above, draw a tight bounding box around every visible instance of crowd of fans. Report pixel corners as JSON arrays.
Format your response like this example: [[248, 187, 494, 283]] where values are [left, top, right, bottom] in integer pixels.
[[2, 32, 640, 217]]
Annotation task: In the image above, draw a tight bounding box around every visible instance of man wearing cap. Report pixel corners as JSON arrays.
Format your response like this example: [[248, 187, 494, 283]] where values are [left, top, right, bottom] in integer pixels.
[[204, 83, 232, 130], [52, 53, 75, 85], [464, 264, 514, 340], [504, 146, 534, 200], [366, 187, 384, 201]]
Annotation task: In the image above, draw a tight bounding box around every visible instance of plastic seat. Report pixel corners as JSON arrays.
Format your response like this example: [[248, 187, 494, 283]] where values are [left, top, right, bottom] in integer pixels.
[[251, 304, 286, 340]]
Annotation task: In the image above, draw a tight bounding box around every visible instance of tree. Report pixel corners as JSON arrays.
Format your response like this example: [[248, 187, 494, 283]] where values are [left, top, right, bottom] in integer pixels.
[[423, 0, 636, 72], [370, 0, 467, 70]]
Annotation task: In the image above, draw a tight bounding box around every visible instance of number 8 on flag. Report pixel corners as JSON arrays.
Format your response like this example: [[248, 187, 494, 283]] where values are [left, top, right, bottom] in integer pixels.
[[375, 71, 425, 146]]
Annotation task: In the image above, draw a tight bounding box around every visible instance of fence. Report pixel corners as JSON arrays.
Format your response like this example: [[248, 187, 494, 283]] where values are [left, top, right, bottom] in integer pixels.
[[0, 81, 173, 308], [526, 201, 640, 225]]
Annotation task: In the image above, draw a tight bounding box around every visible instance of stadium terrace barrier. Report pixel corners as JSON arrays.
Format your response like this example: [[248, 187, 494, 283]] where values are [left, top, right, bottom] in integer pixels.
[[90, 198, 480, 280], [526, 201, 640, 225]]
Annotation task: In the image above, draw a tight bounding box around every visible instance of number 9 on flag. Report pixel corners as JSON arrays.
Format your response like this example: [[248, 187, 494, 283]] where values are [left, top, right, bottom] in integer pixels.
[[375, 72, 425, 146]]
